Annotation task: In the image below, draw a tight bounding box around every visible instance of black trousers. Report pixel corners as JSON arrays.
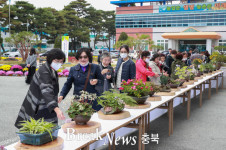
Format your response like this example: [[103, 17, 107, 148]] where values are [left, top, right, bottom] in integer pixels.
[[26, 66, 36, 84]]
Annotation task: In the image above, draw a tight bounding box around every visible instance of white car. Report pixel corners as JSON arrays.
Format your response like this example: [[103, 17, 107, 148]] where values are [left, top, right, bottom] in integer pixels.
[[3, 48, 21, 57]]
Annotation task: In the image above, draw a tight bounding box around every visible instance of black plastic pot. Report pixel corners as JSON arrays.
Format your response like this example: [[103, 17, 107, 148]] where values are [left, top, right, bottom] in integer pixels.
[[74, 115, 91, 125], [131, 95, 149, 104]]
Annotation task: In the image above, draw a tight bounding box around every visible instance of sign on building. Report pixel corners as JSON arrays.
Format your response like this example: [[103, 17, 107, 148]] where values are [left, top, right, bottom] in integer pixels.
[[159, 2, 226, 13]]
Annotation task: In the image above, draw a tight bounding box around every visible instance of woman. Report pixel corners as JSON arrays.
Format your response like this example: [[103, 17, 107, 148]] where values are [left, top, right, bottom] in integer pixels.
[[136, 51, 159, 82], [182, 52, 191, 66], [15, 49, 66, 129], [115, 45, 136, 88], [96, 52, 114, 94], [166, 50, 177, 75], [204, 50, 210, 63], [171, 53, 186, 79], [25, 48, 37, 84], [149, 54, 168, 85], [159, 54, 168, 72], [59, 48, 104, 111]]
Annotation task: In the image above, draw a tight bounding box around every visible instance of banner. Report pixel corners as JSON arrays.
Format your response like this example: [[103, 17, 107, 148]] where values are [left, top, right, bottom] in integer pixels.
[[61, 36, 69, 63], [159, 2, 226, 13]]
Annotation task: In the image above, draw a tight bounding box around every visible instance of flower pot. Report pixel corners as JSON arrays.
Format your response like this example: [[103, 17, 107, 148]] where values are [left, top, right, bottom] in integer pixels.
[[216, 63, 221, 70], [149, 91, 155, 97], [169, 84, 179, 88], [102, 107, 123, 115], [16, 126, 60, 146], [131, 95, 149, 104], [74, 115, 91, 125], [160, 85, 171, 92]]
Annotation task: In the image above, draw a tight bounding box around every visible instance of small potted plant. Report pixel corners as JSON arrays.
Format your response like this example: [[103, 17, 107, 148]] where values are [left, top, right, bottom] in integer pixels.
[[15, 71, 24, 76], [57, 72, 63, 77], [169, 78, 183, 88], [199, 64, 205, 75], [175, 66, 188, 82], [192, 58, 202, 70], [16, 118, 60, 146], [11, 65, 23, 72], [0, 70, 6, 76], [98, 90, 137, 114], [120, 79, 154, 104], [67, 91, 97, 125], [159, 74, 171, 92]]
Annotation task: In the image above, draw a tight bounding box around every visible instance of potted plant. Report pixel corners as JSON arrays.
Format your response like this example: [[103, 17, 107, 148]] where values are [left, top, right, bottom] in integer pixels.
[[57, 72, 63, 77], [159, 74, 171, 92], [199, 64, 205, 75], [192, 58, 202, 70], [98, 90, 137, 114], [210, 51, 225, 70], [11, 65, 23, 72], [187, 67, 195, 80], [120, 79, 153, 104], [16, 118, 60, 146], [169, 78, 184, 88], [67, 91, 97, 125], [146, 81, 160, 96], [175, 66, 188, 82]]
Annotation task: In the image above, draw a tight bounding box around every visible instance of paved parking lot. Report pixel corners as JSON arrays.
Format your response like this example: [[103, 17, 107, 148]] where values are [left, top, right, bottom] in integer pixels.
[[0, 77, 72, 146]]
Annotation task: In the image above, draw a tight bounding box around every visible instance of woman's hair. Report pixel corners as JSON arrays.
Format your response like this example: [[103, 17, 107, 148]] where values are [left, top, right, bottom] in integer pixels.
[[46, 49, 65, 64], [151, 53, 160, 61], [101, 52, 111, 61], [187, 52, 191, 57], [75, 48, 93, 62], [160, 53, 166, 58], [204, 50, 210, 57], [176, 53, 183, 60], [141, 51, 150, 59], [171, 50, 177, 55], [29, 48, 36, 55], [119, 45, 129, 53]]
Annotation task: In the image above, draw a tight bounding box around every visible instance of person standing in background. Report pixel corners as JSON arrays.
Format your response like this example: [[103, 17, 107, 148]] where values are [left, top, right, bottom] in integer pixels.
[[166, 50, 177, 76], [97, 50, 102, 64], [136, 51, 158, 82], [115, 45, 136, 88], [25, 48, 37, 84]]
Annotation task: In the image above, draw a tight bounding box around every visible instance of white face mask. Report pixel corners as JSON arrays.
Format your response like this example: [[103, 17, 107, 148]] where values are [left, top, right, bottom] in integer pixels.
[[120, 53, 128, 59], [145, 58, 150, 63], [80, 62, 89, 67], [51, 62, 62, 71], [182, 58, 187, 61]]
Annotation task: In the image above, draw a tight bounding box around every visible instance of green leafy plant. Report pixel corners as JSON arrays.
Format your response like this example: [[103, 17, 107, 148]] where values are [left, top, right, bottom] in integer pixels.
[[169, 78, 181, 85], [199, 64, 206, 72], [67, 91, 97, 118], [175, 66, 187, 80], [160, 74, 169, 85], [120, 79, 157, 98], [18, 118, 56, 140], [97, 90, 137, 114]]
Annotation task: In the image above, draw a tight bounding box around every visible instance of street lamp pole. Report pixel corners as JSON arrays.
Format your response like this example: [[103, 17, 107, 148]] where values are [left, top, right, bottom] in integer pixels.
[[9, 0, 11, 50]]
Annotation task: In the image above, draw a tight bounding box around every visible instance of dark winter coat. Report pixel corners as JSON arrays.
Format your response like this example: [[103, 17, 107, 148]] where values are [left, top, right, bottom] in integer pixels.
[[114, 58, 136, 83], [60, 63, 104, 111], [171, 59, 186, 79], [165, 55, 175, 75], [15, 62, 59, 129]]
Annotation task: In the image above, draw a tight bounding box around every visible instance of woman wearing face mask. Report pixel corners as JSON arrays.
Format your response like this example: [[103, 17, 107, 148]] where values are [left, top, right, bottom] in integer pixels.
[[15, 49, 66, 129], [58, 48, 104, 111], [115, 45, 136, 88], [136, 51, 159, 82], [149, 54, 168, 85]]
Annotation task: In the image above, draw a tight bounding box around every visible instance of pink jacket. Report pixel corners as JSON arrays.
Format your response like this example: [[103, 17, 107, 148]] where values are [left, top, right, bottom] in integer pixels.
[[136, 59, 155, 82]]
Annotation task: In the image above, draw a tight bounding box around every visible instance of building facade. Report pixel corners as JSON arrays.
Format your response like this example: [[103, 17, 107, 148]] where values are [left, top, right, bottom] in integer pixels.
[[111, 0, 226, 53]]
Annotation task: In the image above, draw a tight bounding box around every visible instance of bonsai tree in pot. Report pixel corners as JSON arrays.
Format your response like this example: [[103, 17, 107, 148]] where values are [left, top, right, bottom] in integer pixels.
[[159, 74, 171, 92], [210, 51, 225, 70], [97, 90, 137, 114], [67, 91, 97, 125], [175, 66, 188, 82], [120, 79, 155, 104], [17, 118, 60, 146], [169, 78, 184, 88]]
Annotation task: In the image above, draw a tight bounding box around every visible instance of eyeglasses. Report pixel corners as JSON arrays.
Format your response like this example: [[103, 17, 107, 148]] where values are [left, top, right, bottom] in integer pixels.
[[79, 55, 88, 59]]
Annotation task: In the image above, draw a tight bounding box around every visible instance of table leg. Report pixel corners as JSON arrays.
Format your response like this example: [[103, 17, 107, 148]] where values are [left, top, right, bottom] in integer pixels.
[[182, 93, 186, 106], [138, 117, 142, 150], [82, 145, 89, 150], [221, 73, 224, 89], [147, 112, 150, 131], [171, 100, 174, 134], [208, 79, 211, 99], [168, 100, 172, 136], [142, 115, 145, 150], [199, 84, 203, 108], [194, 86, 196, 97], [187, 90, 191, 120]]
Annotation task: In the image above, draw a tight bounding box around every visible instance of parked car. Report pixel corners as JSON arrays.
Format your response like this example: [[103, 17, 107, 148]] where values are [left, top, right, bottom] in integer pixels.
[[161, 50, 169, 56], [129, 50, 138, 59], [3, 48, 21, 57], [110, 50, 119, 58]]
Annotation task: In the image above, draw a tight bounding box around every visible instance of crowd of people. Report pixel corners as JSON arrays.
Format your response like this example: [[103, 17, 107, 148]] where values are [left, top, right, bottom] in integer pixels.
[[14, 46, 211, 128]]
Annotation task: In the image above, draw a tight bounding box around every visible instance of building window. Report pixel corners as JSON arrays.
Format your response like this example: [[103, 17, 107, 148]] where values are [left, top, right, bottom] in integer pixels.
[[157, 40, 168, 51], [219, 40, 226, 52]]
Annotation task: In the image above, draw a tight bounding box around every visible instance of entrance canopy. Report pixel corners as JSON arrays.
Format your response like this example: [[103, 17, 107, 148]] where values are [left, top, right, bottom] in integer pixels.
[[162, 27, 221, 39]]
